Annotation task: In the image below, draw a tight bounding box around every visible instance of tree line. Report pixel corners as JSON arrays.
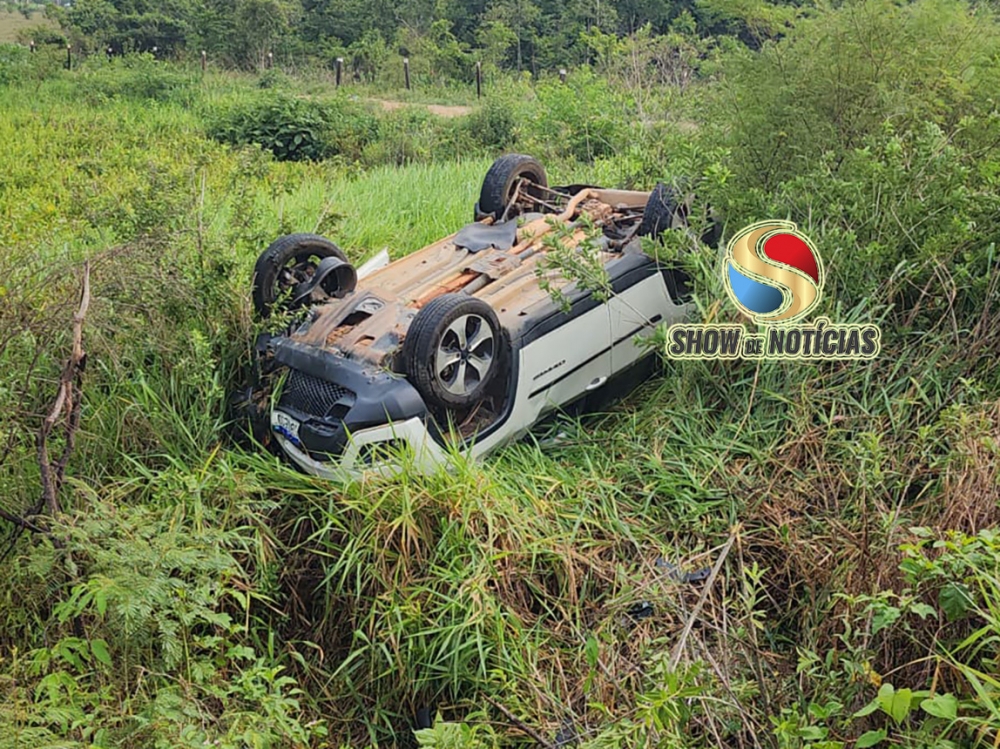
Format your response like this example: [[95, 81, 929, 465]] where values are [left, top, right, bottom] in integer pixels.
[[35, 0, 780, 77]]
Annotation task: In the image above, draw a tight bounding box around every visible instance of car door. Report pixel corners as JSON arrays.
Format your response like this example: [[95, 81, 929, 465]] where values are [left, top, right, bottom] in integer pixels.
[[606, 256, 677, 374], [520, 294, 613, 411]]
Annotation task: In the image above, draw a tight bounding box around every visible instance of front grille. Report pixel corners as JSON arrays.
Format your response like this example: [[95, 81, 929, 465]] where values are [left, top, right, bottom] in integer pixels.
[[279, 370, 354, 417]]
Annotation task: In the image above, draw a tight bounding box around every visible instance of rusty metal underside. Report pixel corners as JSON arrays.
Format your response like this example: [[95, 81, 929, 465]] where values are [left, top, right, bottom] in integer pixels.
[[292, 188, 653, 368]]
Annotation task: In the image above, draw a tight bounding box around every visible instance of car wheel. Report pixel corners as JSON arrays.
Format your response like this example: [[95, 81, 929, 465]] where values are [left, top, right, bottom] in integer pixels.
[[252, 233, 348, 318], [402, 294, 507, 410], [638, 183, 697, 303], [639, 181, 722, 249], [226, 386, 272, 449], [638, 182, 687, 239], [478, 154, 548, 219]]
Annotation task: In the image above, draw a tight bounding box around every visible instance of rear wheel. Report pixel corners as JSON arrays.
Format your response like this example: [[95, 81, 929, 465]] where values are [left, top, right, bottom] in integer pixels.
[[639, 181, 722, 249], [252, 233, 348, 318], [477, 154, 548, 219], [638, 183, 695, 302], [402, 294, 507, 410], [638, 182, 686, 240]]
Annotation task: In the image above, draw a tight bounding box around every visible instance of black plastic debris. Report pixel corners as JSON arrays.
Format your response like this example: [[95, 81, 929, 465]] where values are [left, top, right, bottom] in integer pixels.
[[453, 220, 518, 253], [415, 706, 433, 729], [625, 600, 655, 621], [554, 717, 578, 747], [656, 557, 712, 583]]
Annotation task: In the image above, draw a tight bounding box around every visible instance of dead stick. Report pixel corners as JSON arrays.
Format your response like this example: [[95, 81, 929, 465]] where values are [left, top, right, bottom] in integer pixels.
[[669, 526, 739, 671], [0, 508, 45, 534], [37, 263, 90, 516], [483, 695, 557, 749]]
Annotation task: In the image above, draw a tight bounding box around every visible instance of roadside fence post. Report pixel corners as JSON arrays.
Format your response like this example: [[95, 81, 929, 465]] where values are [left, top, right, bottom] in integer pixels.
[[404, 57, 410, 90], [335, 57, 343, 87], [476, 61, 482, 99], [559, 68, 567, 83]]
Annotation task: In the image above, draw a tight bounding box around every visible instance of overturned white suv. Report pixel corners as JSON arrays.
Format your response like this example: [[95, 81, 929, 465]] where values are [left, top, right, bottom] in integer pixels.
[[231, 154, 716, 479]]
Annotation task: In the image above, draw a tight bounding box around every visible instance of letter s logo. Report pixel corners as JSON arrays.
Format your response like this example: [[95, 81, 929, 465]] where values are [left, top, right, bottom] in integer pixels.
[[724, 220, 823, 324]]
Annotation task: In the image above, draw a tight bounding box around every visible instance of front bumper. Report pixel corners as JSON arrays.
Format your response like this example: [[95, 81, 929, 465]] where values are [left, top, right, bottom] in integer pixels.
[[266, 337, 445, 478], [273, 414, 448, 480]]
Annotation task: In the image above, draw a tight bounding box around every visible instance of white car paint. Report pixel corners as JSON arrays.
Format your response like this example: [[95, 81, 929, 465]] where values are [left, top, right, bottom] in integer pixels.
[[276, 270, 688, 481]]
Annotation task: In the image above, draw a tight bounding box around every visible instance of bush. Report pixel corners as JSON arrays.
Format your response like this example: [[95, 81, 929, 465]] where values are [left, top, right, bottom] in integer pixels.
[[0, 43, 33, 87], [207, 93, 378, 162], [465, 87, 520, 150], [360, 106, 478, 166], [525, 69, 635, 162], [707, 0, 1000, 191], [75, 53, 195, 104]]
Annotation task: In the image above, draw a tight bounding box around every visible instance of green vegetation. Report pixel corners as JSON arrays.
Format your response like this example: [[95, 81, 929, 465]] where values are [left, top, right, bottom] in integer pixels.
[[2, 0, 1000, 746]]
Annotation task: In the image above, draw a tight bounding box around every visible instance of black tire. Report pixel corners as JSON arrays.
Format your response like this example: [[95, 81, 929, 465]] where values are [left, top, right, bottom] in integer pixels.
[[638, 183, 695, 303], [638, 182, 686, 240], [252, 233, 348, 318], [478, 154, 548, 218], [639, 181, 722, 249], [402, 294, 506, 410], [225, 386, 272, 450]]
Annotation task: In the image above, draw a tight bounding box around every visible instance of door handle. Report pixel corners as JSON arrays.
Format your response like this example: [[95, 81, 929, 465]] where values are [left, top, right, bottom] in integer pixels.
[[585, 376, 608, 391]]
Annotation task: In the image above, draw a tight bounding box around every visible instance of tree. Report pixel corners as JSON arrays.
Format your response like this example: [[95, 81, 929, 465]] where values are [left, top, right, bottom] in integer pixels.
[[475, 19, 517, 69], [235, 0, 293, 70], [485, 0, 541, 71]]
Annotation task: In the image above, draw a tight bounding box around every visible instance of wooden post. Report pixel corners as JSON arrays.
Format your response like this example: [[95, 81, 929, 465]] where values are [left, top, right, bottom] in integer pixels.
[[201, 50, 207, 73], [475, 61, 482, 99], [66, 44, 71, 70], [267, 51, 273, 69], [403, 57, 410, 90], [106, 46, 113, 62], [559, 68, 567, 83], [29, 40, 35, 53], [335, 57, 343, 87]]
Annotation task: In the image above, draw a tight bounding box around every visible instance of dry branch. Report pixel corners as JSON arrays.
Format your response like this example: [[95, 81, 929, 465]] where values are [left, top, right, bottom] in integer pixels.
[[669, 526, 739, 671], [36, 262, 91, 517], [484, 694, 558, 749]]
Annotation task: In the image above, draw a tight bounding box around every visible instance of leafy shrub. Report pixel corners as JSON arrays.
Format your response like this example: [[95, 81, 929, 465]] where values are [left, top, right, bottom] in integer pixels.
[[207, 93, 378, 162], [0, 486, 327, 749], [75, 53, 195, 104], [464, 87, 520, 150], [360, 106, 477, 166], [708, 0, 1000, 190], [0, 43, 33, 86], [256, 67, 291, 89], [526, 69, 634, 161]]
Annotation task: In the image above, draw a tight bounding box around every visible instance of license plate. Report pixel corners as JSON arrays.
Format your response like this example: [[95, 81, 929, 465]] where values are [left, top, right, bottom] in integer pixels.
[[272, 411, 302, 446]]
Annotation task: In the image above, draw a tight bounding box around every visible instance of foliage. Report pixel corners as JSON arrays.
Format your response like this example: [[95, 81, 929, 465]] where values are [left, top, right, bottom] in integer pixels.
[[0, 40, 30, 84], [75, 52, 196, 103], [206, 91, 379, 161], [536, 215, 612, 311], [707, 0, 1000, 190], [0, 479, 327, 748]]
